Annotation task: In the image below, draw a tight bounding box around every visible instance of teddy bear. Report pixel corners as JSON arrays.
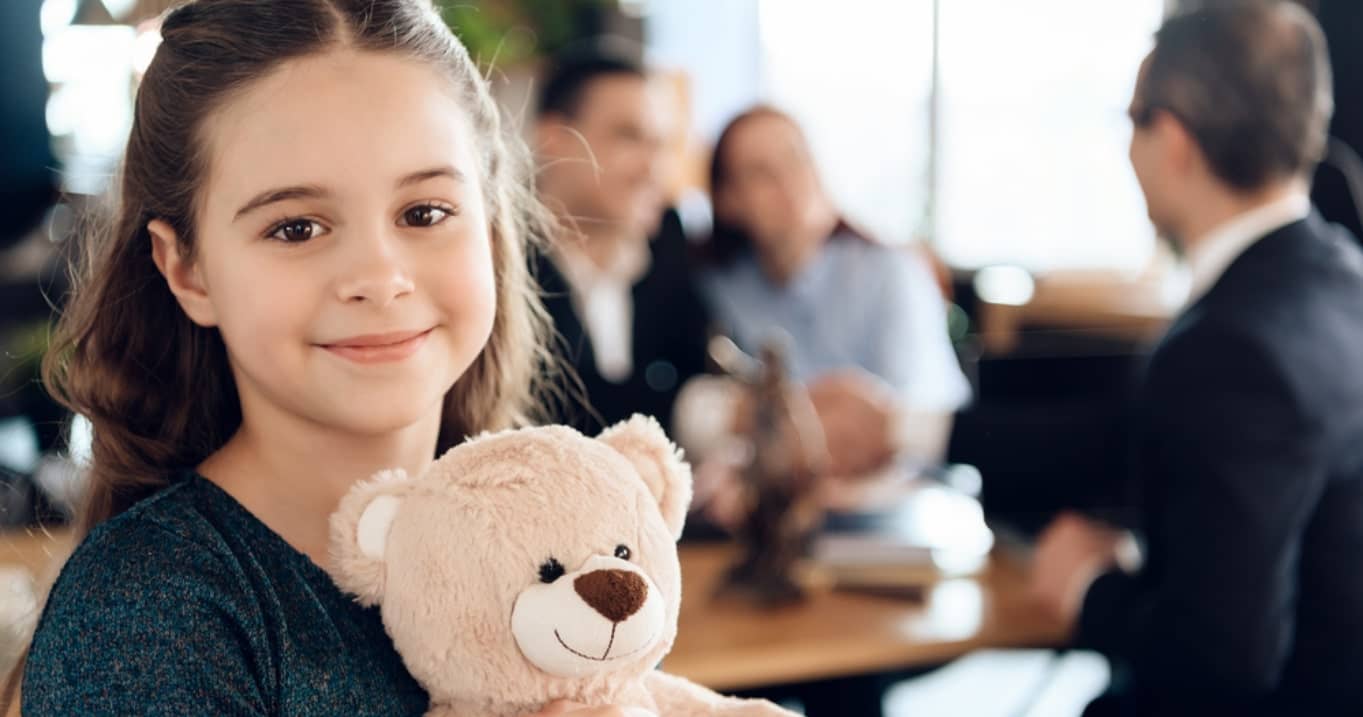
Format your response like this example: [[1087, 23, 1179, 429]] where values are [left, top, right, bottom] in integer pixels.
[[327, 415, 796, 717]]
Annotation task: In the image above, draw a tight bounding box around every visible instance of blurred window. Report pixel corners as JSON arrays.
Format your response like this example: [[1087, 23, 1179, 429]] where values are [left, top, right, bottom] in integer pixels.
[[757, 0, 1163, 271]]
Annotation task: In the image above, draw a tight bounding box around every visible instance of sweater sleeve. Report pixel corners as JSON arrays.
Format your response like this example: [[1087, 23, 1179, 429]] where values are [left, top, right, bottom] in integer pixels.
[[23, 519, 272, 716]]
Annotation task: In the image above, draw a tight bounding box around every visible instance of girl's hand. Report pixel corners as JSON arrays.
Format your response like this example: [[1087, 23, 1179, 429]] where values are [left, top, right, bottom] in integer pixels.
[[524, 700, 657, 717]]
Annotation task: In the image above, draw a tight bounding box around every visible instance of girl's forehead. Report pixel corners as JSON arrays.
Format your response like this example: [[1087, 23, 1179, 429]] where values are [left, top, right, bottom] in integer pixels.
[[199, 49, 481, 212]]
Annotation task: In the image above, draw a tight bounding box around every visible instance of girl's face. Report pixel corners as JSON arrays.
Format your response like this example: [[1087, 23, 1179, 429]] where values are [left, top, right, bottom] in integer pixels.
[[154, 49, 496, 439]]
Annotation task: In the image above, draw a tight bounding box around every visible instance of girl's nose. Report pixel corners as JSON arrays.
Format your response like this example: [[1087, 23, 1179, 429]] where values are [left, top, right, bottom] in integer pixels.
[[335, 233, 415, 307]]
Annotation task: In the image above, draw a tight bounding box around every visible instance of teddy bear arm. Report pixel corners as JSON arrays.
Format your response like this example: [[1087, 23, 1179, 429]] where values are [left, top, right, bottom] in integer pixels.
[[643, 671, 797, 716]]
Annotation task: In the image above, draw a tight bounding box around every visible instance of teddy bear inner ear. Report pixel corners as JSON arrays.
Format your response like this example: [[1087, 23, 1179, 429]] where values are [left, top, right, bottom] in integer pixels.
[[598, 414, 694, 540], [357, 494, 403, 560]]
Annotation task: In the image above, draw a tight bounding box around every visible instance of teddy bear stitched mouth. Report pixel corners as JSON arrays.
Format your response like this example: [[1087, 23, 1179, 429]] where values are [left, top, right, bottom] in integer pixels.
[[553, 624, 658, 662]]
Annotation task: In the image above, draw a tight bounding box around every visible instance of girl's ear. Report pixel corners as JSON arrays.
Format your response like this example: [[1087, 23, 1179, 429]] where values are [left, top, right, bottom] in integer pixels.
[[327, 469, 416, 606], [148, 219, 218, 327]]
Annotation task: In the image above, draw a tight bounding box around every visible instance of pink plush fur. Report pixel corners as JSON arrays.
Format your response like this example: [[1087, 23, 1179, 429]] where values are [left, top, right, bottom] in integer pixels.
[[328, 416, 793, 717]]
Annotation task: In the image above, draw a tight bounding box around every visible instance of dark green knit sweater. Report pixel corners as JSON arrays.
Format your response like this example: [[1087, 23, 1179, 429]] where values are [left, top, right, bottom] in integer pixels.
[[23, 473, 429, 715]]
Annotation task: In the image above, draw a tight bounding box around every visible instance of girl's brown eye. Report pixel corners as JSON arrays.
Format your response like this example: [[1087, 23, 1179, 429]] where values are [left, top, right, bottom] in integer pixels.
[[400, 204, 453, 227], [267, 218, 323, 243]]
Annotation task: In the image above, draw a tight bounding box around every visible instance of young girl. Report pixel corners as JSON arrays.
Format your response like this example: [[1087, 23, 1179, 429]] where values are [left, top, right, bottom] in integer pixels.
[[20, 1, 625, 714]]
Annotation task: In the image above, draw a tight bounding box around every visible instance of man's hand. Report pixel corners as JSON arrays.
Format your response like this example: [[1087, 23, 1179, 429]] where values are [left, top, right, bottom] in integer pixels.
[[807, 369, 899, 478], [1030, 511, 1134, 627]]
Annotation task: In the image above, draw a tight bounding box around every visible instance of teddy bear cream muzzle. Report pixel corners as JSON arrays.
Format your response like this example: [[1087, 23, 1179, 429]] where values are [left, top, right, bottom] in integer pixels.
[[511, 554, 666, 678]]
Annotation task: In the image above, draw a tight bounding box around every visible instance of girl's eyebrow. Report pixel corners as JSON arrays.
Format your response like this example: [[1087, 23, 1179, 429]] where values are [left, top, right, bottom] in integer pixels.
[[232, 166, 465, 222], [397, 165, 466, 188], [233, 185, 328, 221]]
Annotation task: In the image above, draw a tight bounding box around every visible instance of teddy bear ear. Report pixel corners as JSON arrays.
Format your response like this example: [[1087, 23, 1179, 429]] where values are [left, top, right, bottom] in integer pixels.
[[327, 468, 415, 606], [598, 414, 693, 541]]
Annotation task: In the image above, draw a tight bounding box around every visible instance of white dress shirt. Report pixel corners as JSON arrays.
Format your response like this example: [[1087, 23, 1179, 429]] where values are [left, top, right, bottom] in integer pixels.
[[550, 239, 650, 383]]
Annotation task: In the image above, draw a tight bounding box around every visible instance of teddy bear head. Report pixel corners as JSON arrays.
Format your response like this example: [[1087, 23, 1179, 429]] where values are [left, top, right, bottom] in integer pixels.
[[328, 415, 693, 709]]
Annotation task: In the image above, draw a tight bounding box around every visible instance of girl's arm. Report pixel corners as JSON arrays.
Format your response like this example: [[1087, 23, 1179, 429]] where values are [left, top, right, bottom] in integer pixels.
[[22, 524, 270, 715]]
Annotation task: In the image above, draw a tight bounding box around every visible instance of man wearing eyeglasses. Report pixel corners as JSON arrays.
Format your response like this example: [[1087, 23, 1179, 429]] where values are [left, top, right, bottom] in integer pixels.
[[1030, 2, 1363, 715]]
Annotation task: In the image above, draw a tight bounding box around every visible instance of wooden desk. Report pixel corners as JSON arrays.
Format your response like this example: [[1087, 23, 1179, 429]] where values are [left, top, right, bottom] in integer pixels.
[[977, 269, 1177, 355], [664, 544, 1070, 692], [0, 528, 73, 580], [0, 527, 73, 717]]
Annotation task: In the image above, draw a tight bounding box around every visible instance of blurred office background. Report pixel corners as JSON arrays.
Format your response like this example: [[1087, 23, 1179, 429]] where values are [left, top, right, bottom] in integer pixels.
[[3, 1, 1361, 715]]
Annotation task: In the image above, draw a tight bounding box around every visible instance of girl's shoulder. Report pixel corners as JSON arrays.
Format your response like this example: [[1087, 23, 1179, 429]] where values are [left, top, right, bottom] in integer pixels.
[[35, 475, 266, 640], [23, 475, 428, 715], [61, 474, 246, 584], [23, 476, 278, 713]]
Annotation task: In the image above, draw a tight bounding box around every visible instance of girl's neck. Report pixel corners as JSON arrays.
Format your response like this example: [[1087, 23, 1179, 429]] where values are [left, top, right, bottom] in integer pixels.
[[197, 403, 442, 568]]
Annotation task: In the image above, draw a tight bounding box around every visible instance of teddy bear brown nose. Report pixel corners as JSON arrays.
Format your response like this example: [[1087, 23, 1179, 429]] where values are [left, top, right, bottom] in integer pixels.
[[574, 569, 647, 623]]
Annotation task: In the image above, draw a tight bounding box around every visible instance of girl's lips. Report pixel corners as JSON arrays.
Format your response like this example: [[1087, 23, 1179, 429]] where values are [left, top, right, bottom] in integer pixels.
[[320, 328, 433, 364]]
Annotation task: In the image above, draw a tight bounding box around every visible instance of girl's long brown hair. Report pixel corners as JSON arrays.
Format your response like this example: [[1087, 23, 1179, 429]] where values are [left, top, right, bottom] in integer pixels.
[[7, 3, 558, 706], [42, 0, 554, 539]]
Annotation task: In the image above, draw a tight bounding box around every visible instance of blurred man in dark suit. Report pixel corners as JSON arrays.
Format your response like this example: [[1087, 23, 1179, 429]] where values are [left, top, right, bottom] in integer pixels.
[[532, 47, 711, 436], [1031, 3, 1363, 714]]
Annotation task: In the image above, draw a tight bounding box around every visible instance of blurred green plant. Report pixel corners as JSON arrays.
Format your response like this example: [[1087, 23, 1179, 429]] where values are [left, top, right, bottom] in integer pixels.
[[435, 0, 614, 69], [0, 323, 48, 394]]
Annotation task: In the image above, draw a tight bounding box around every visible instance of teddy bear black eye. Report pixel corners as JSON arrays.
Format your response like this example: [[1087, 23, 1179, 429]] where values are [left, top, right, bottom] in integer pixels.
[[614, 545, 632, 561], [538, 558, 565, 584]]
